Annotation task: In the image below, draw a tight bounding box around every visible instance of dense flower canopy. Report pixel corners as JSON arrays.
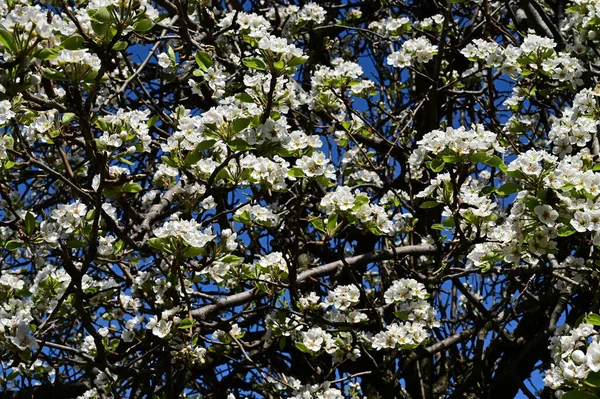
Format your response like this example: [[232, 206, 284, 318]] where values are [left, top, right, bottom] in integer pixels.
[[2, 0, 600, 398]]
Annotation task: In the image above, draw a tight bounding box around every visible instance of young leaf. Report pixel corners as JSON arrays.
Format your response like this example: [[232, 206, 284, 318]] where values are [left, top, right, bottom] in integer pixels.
[[62, 35, 85, 50], [0, 29, 14, 51], [496, 182, 520, 196], [178, 318, 194, 329], [133, 19, 154, 32], [232, 118, 250, 133], [122, 182, 143, 193], [242, 57, 267, 71], [112, 41, 128, 50], [420, 201, 441, 209], [195, 51, 213, 71], [93, 7, 113, 23], [24, 212, 36, 235]]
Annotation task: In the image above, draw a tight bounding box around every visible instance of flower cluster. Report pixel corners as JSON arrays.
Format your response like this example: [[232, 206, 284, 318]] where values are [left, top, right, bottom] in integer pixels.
[[296, 3, 327, 24], [387, 37, 438, 68], [295, 151, 336, 179], [544, 321, 600, 393], [0, 100, 15, 125], [234, 204, 280, 226], [501, 34, 585, 87], [40, 202, 87, 245], [549, 88, 599, 157], [98, 109, 152, 153], [51, 49, 102, 74], [247, 251, 288, 282], [240, 154, 291, 191], [153, 219, 215, 249], [409, 124, 502, 178], [371, 278, 437, 350], [460, 39, 503, 67], [323, 284, 361, 311], [368, 16, 411, 38], [310, 59, 373, 109]]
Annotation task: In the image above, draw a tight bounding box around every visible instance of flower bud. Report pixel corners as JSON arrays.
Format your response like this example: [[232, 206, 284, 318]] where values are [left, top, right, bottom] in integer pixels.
[[572, 349, 586, 365], [29, 74, 41, 85]]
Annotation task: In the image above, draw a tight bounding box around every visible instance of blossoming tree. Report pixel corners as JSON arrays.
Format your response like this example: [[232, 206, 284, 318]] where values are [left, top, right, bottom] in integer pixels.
[[2, 0, 600, 398]]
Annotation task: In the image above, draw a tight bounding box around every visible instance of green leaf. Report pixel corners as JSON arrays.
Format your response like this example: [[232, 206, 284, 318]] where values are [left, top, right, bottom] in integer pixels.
[[431, 223, 445, 230], [400, 343, 420, 350], [114, 240, 125, 254], [312, 218, 325, 233], [7, 370, 19, 380], [195, 51, 213, 71], [242, 57, 267, 71], [562, 391, 600, 399], [442, 217, 455, 228], [506, 169, 525, 180], [119, 157, 134, 166], [484, 155, 506, 171], [2, 135, 12, 149], [196, 139, 216, 152], [167, 46, 176, 62], [91, 21, 110, 36], [42, 68, 66, 81], [0, 28, 14, 51], [221, 255, 244, 264], [178, 318, 194, 329], [93, 7, 113, 23], [5, 240, 22, 251], [470, 152, 491, 163], [420, 201, 441, 209], [35, 48, 59, 60], [83, 69, 99, 83], [62, 35, 85, 50], [586, 313, 600, 326], [112, 41, 128, 50], [557, 225, 576, 237], [161, 156, 178, 168], [394, 311, 409, 320], [191, 333, 199, 347], [442, 155, 461, 163], [288, 168, 306, 178], [287, 56, 307, 67], [295, 342, 311, 353], [62, 113, 76, 124], [147, 115, 160, 127], [327, 213, 338, 233], [133, 19, 154, 33], [66, 239, 87, 248], [586, 371, 600, 388], [236, 92, 254, 103], [229, 139, 253, 151], [427, 159, 445, 173], [122, 182, 142, 193], [496, 182, 520, 196], [148, 237, 170, 253], [85, 209, 96, 221], [273, 60, 285, 71], [184, 151, 202, 167], [232, 118, 250, 133], [184, 246, 205, 258], [24, 212, 36, 235]]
